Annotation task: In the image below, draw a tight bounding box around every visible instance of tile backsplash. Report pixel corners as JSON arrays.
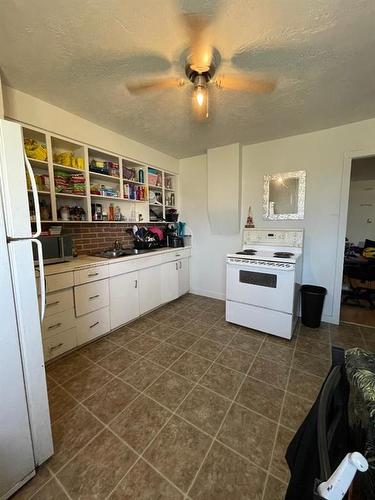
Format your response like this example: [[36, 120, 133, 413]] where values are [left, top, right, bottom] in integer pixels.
[[41, 223, 166, 255]]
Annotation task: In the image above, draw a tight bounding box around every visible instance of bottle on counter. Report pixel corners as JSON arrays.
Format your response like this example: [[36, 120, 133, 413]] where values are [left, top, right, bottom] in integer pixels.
[[114, 205, 121, 221], [108, 203, 114, 221]]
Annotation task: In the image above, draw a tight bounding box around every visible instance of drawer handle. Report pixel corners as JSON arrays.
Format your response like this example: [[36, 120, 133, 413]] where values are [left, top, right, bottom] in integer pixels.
[[90, 321, 100, 329], [179, 261, 182, 269], [134, 279, 138, 289], [89, 294, 100, 300], [175, 254, 181, 257], [49, 342, 64, 352], [175, 262, 178, 270], [46, 300, 60, 307], [88, 272, 99, 277], [48, 322, 62, 330]]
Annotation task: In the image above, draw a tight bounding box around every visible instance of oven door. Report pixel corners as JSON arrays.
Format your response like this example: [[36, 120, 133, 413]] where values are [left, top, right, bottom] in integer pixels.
[[226, 262, 295, 314]]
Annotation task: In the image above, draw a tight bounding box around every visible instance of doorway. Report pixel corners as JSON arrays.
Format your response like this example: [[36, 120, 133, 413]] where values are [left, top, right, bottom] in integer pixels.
[[340, 156, 375, 327]]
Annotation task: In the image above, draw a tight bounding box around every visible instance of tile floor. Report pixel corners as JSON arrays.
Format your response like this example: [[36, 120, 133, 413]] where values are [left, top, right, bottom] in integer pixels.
[[13, 294, 374, 500]]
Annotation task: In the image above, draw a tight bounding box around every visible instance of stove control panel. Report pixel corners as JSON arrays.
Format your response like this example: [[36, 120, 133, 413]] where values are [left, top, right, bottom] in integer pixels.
[[227, 257, 295, 270], [243, 229, 304, 248]]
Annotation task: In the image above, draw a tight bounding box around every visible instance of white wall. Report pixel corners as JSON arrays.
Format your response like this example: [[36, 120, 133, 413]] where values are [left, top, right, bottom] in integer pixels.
[[3, 86, 178, 173], [347, 179, 375, 245], [180, 155, 241, 299], [180, 117, 375, 324]]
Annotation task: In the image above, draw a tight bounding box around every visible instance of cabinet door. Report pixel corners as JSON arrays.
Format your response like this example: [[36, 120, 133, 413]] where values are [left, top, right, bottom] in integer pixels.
[[109, 271, 139, 330], [139, 266, 162, 315], [161, 261, 179, 304], [178, 258, 190, 296]]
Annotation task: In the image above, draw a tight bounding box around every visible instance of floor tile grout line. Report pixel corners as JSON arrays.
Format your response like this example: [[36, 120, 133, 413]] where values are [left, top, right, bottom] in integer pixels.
[[260, 333, 299, 500], [45, 314, 228, 492], [103, 326, 234, 499], [44, 302, 295, 498], [184, 333, 268, 499]]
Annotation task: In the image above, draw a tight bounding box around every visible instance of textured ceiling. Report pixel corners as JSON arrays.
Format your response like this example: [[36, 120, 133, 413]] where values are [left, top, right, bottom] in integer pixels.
[[1, 0, 375, 158]]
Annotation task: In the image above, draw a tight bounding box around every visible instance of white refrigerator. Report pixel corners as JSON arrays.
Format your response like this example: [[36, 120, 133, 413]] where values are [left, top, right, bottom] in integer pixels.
[[0, 119, 53, 498]]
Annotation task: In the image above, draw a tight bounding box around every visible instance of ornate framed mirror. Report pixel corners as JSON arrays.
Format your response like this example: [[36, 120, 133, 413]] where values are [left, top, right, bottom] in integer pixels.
[[263, 170, 306, 220]]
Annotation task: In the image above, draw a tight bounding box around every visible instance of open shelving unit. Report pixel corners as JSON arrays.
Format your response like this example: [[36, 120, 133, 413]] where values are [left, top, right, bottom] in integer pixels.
[[21, 124, 178, 224]]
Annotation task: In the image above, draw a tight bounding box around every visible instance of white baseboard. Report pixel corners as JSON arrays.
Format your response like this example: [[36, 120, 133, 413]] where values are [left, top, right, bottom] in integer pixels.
[[322, 314, 339, 325], [190, 288, 226, 301]]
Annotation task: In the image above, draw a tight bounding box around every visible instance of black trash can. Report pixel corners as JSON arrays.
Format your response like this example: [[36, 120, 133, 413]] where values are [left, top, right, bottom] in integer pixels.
[[300, 285, 327, 328]]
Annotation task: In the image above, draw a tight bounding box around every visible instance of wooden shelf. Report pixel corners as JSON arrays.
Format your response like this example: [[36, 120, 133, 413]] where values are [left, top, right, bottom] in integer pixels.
[[123, 198, 148, 203], [28, 189, 50, 195], [89, 171, 120, 181], [22, 123, 177, 225], [56, 192, 86, 198], [123, 179, 146, 186], [26, 158, 49, 168], [54, 163, 86, 173], [90, 194, 121, 200]]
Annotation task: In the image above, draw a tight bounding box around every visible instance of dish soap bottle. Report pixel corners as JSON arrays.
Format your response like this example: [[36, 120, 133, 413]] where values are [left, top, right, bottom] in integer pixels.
[[138, 169, 144, 184]]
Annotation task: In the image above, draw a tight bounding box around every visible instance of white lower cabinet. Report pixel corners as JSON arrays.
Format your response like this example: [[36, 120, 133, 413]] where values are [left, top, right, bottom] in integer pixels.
[[109, 270, 139, 330], [178, 258, 190, 296], [42, 250, 191, 361], [43, 327, 77, 361], [161, 261, 179, 304], [42, 309, 75, 338], [139, 266, 162, 315], [74, 278, 109, 317], [76, 307, 110, 345]]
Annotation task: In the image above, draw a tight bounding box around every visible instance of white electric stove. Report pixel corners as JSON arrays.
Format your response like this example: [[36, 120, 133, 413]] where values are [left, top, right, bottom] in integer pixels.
[[226, 228, 304, 339]]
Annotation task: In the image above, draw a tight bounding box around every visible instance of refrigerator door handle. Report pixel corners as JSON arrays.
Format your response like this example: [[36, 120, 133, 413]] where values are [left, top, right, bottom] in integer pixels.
[[24, 153, 42, 238], [32, 238, 45, 321]]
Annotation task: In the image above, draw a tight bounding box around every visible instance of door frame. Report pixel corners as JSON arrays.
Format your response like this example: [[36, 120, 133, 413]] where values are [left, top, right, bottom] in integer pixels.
[[333, 148, 375, 324]]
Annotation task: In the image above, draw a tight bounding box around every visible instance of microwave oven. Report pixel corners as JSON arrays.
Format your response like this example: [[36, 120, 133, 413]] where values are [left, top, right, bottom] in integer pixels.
[[33, 234, 73, 265]]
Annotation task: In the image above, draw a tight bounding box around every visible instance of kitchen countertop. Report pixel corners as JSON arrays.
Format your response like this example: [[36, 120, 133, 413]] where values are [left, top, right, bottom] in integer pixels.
[[42, 246, 192, 276]]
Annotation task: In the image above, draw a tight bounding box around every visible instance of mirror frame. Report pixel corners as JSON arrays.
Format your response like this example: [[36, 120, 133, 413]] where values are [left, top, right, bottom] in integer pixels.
[[263, 170, 306, 220]]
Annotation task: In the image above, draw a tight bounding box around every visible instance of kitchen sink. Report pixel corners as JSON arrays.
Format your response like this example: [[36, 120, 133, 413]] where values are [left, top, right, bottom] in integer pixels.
[[95, 247, 165, 259]]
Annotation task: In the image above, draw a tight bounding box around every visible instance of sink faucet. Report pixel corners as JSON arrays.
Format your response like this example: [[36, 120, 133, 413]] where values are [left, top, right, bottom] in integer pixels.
[[114, 240, 122, 251]]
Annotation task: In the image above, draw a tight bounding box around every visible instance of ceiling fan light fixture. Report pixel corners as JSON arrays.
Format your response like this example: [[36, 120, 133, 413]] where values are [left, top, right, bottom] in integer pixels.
[[193, 74, 208, 108]]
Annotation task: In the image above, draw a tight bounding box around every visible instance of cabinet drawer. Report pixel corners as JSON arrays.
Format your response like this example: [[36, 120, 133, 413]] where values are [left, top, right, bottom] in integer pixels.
[[74, 279, 109, 317], [46, 272, 74, 293], [109, 254, 162, 277], [42, 309, 75, 338], [76, 307, 110, 345], [159, 248, 191, 264], [43, 328, 77, 361], [74, 265, 109, 285], [45, 288, 74, 317]]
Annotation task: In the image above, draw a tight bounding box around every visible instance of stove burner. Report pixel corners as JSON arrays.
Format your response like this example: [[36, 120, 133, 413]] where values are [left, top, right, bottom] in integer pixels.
[[236, 249, 257, 255], [274, 252, 294, 258]]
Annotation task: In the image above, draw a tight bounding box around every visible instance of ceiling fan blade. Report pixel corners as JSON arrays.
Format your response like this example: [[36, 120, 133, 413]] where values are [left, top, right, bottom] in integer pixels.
[[214, 74, 277, 93], [182, 13, 213, 73], [126, 77, 185, 94]]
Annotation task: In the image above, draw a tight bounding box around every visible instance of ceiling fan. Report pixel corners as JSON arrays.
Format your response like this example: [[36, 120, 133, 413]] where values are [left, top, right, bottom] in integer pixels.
[[126, 10, 277, 119]]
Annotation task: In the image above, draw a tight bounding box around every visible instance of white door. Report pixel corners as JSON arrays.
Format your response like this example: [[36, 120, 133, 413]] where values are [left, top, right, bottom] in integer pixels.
[[139, 266, 162, 314], [178, 258, 190, 296], [161, 261, 179, 303], [109, 271, 139, 329]]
